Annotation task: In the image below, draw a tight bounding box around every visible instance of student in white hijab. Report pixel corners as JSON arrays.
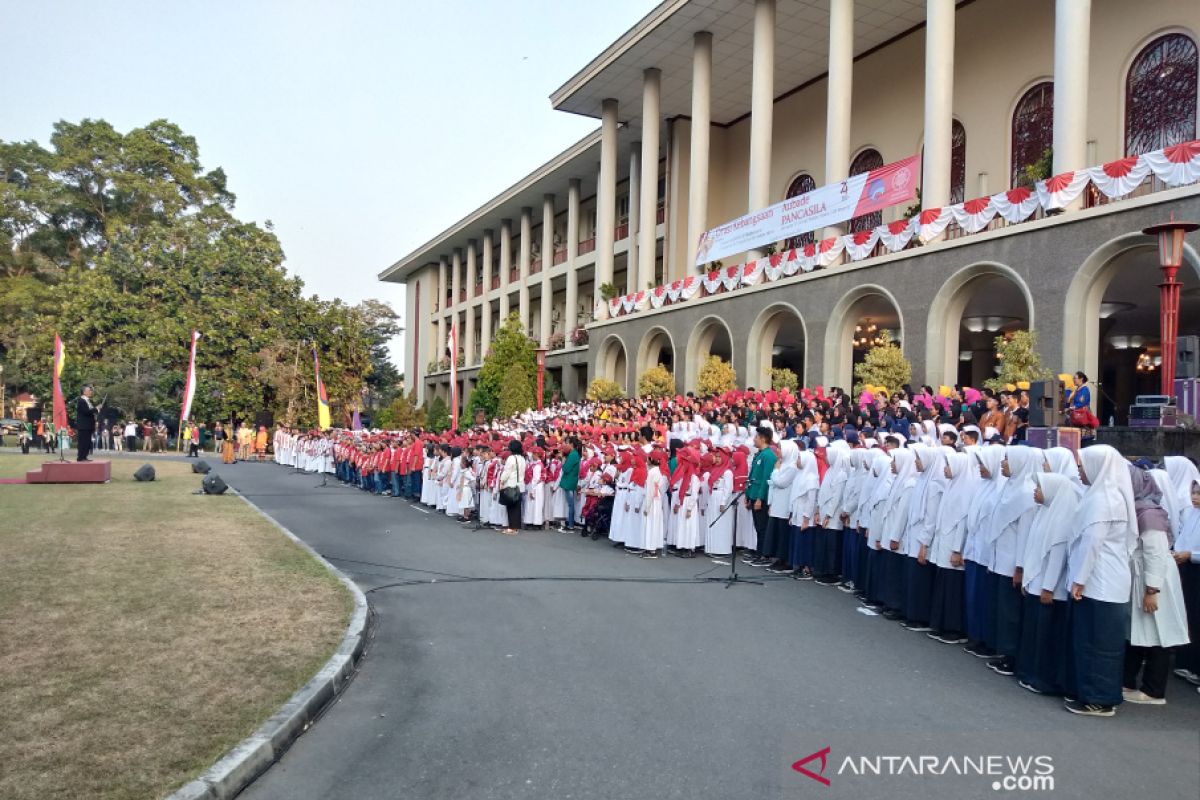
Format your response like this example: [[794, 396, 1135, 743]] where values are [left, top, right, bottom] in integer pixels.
[[1015, 473, 1079, 696], [787, 447, 821, 578], [813, 444, 850, 584], [1171, 478, 1200, 688], [839, 449, 867, 593], [1065, 444, 1136, 717], [902, 444, 948, 631], [860, 450, 895, 610], [982, 445, 1042, 677], [881, 447, 918, 620], [928, 450, 973, 644], [760, 439, 798, 574], [962, 446, 1007, 659]]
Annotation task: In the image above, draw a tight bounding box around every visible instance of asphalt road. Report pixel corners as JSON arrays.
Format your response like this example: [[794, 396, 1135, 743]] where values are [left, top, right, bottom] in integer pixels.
[[214, 462, 1199, 800]]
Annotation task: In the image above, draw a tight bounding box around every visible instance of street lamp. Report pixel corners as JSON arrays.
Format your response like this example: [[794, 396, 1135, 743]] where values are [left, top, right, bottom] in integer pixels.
[[535, 348, 547, 411], [1143, 215, 1199, 396]]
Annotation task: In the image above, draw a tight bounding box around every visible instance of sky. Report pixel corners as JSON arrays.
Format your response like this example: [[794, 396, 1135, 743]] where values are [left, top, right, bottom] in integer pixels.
[[0, 0, 654, 367]]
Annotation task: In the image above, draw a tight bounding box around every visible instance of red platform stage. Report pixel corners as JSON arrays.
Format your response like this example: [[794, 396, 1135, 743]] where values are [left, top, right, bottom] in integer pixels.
[[25, 460, 112, 484]]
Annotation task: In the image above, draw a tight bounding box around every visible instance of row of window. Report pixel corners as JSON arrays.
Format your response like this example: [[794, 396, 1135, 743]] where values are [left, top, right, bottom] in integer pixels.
[[785, 32, 1199, 240]]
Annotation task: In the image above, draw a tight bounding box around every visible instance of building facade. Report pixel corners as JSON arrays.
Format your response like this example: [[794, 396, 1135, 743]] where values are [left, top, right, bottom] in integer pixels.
[[381, 0, 1200, 425]]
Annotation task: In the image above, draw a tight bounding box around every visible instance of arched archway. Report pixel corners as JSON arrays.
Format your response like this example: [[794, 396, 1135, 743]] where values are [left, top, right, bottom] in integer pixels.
[[686, 316, 734, 393], [747, 303, 807, 390], [925, 263, 1035, 388], [1064, 235, 1200, 421], [1011, 81, 1053, 187], [596, 334, 629, 392], [823, 285, 904, 391], [1125, 32, 1198, 155], [636, 326, 675, 378]]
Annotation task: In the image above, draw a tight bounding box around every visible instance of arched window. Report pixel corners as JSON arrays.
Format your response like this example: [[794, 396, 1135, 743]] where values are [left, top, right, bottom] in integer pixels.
[[1126, 33, 1198, 156], [950, 120, 967, 204], [848, 149, 884, 233], [783, 172, 817, 250], [1011, 81, 1053, 188]]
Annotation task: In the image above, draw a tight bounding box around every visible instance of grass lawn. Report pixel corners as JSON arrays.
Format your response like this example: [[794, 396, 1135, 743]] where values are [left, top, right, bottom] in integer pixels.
[[0, 452, 351, 800]]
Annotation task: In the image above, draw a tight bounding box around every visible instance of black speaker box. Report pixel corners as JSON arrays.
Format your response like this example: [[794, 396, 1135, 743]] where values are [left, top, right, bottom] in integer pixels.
[[192, 459, 212, 474], [202, 473, 229, 495], [1029, 380, 1063, 428], [133, 464, 156, 482]]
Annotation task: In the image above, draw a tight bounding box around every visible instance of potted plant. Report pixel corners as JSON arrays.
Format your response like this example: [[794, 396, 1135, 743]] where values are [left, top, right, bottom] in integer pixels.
[[570, 327, 590, 346]]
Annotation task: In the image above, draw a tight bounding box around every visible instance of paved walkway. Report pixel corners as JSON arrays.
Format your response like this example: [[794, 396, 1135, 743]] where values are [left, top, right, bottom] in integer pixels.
[[220, 463, 1198, 800]]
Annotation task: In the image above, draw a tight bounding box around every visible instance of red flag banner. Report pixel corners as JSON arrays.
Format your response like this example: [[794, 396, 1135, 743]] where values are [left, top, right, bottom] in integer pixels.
[[52, 334, 68, 431]]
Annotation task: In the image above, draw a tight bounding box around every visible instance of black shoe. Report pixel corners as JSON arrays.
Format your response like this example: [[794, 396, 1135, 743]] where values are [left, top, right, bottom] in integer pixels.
[[962, 643, 994, 659], [591, 533, 601, 541], [580, 530, 589, 538], [766, 562, 791, 574], [927, 632, 968, 645], [1063, 700, 1114, 717], [1018, 680, 1045, 695], [880, 610, 904, 621], [640, 551, 660, 559], [900, 621, 933, 632], [987, 657, 1016, 677], [624, 547, 643, 554]]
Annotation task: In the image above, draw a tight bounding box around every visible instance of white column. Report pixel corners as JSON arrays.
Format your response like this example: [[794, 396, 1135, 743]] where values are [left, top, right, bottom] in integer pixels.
[[627, 141, 641, 294], [824, 0, 854, 238], [450, 248, 461, 311], [436, 256, 447, 365], [638, 68, 661, 290], [566, 178, 580, 336], [922, 0, 955, 211], [482, 229, 494, 295], [688, 31, 713, 270], [596, 98, 618, 311], [540, 194, 554, 346], [465, 240, 477, 364], [480, 298, 492, 361], [1053, 0, 1090, 207], [519, 206, 532, 331], [499, 219, 512, 321], [747, 0, 775, 255]]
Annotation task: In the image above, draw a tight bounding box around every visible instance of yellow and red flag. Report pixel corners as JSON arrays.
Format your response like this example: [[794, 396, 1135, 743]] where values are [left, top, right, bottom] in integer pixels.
[[52, 334, 68, 430], [313, 347, 331, 430]]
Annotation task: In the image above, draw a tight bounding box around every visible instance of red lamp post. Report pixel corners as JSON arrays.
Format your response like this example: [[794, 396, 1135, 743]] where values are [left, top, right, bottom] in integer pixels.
[[1143, 216, 1200, 396], [535, 348, 548, 411]]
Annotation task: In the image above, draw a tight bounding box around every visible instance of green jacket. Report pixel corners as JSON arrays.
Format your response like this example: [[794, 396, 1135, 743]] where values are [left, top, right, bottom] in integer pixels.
[[560, 449, 581, 491], [746, 446, 776, 502]]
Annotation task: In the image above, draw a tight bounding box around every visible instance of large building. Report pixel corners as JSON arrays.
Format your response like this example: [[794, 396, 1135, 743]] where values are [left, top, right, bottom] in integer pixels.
[[381, 0, 1200, 424]]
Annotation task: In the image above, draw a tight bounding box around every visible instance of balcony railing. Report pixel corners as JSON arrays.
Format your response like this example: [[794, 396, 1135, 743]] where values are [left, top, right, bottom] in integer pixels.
[[491, 276, 500, 290], [531, 258, 542, 274], [459, 289, 466, 303], [509, 268, 518, 282], [578, 237, 595, 255], [655, 204, 665, 225], [553, 247, 568, 265], [474, 281, 483, 297], [615, 222, 629, 240]]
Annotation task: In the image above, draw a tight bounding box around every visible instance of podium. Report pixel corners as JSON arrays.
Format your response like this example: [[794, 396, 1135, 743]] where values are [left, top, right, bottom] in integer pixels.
[[25, 460, 112, 484]]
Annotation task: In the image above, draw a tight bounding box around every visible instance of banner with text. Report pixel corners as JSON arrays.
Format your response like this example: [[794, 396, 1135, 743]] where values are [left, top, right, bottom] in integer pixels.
[[694, 154, 919, 267]]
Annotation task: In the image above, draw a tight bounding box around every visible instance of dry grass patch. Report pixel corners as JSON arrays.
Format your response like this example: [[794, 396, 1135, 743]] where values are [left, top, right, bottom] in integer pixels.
[[0, 454, 351, 800]]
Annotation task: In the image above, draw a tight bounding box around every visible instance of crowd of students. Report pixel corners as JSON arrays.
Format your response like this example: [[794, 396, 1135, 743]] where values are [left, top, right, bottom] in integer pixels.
[[273, 379, 1200, 718]]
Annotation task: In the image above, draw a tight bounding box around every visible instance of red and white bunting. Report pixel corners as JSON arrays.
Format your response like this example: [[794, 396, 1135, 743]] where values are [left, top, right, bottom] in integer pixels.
[[879, 218, 916, 252], [951, 196, 998, 234], [1142, 140, 1200, 185], [916, 207, 954, 243], [742, 259, 766, 287], [992, 186, 1040, 224], [1036, 170, 1090, 211], [816, 236, 845, 267], [1086, 156, 1150, 198], [679, 275, 701, 301], [843, 228, 880, 261]]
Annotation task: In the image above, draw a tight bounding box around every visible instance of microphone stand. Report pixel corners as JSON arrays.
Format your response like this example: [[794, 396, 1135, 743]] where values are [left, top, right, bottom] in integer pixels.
[[705, 489, 761, 588]]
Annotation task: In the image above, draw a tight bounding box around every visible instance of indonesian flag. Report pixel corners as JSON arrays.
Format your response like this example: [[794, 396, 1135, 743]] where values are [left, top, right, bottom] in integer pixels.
[[180, 330, 200, 423], [313, 347, 331, 430], [51, 334, 68, 431], [447, 324, 459, 432]]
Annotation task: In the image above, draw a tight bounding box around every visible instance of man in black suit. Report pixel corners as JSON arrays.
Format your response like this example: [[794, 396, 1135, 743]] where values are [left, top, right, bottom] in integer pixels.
[[74, 385, 102, 462]]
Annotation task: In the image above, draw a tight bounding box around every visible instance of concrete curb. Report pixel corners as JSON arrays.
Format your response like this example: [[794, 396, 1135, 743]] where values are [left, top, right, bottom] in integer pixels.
[[166, 492, 370, 800]]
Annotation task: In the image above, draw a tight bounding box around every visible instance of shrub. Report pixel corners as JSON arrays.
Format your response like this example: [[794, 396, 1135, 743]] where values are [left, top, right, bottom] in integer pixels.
[[570, 327, 589, 346], [548, 332, 566, 351], [586, 377, 624, 402], [637, 364, 675, 398], [770, 367, 798, 393], [853, 331, 911, 397], [497, 361, 535, 417], [467, 312, 535, 422], [984, 329, 1052, 392], [425, 396, 450, 432], [697, 355, 736, 396]]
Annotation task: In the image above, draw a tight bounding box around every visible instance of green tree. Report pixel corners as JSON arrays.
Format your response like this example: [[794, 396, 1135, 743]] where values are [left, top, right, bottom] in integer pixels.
[[586, 377, 623, 402], [375, 389, 422, 430], [637, 364, 675, 398], [425, 396, 450, 433], [853, 331, 911, 397], [468, 312, 535, 421], [985, 329, 1052, 391], [0, 118, 391, 428], [498, 361, 535, 417], [697, 355, 736, 396], [770, 367, 798, 393]]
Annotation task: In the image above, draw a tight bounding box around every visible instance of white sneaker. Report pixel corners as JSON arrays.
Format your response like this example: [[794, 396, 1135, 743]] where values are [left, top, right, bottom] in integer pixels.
[[1122, 688, 1166, 705]]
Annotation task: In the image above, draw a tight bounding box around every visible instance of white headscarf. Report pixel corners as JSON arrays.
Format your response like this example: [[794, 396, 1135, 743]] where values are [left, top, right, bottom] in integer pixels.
[[937, 451, 974, 538], [1078, 444, 1138, 554], [1021, 473, 1081, 589], [1044, 447, 1083, 488], [988, 446, 1042, 544], [967, 445, 1007, 536], [1165, 456, 1200, 514]]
